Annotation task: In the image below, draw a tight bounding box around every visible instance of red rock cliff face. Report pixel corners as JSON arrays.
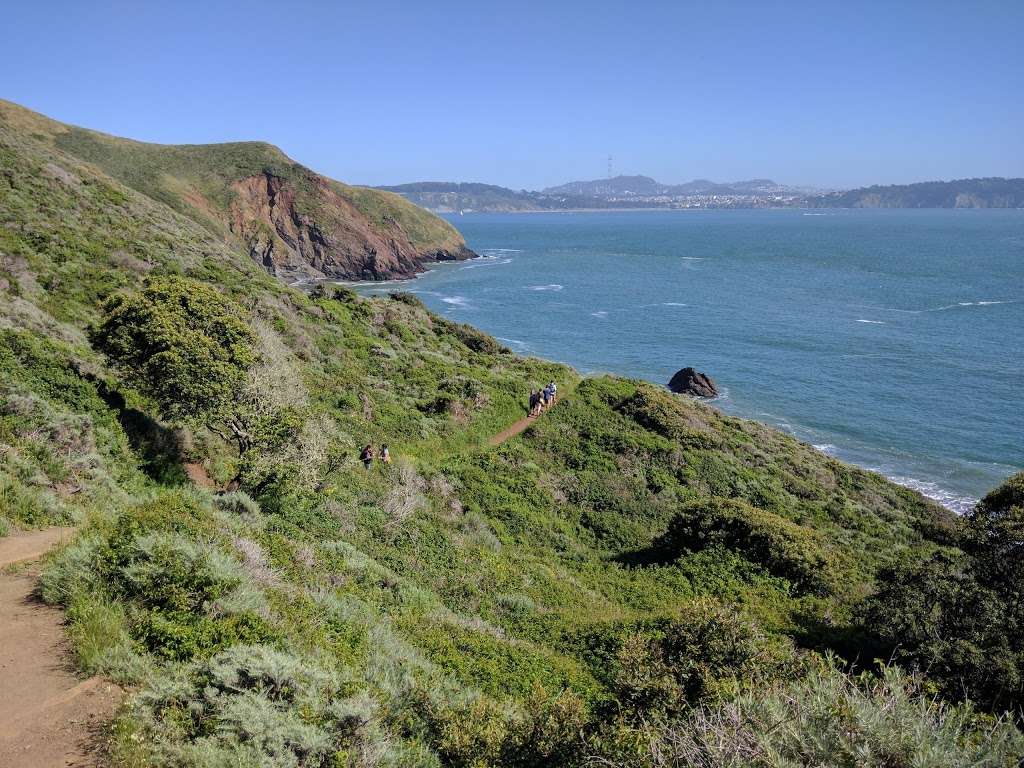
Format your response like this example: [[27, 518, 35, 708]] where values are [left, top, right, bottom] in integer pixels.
[[228, 171, 472, 282]]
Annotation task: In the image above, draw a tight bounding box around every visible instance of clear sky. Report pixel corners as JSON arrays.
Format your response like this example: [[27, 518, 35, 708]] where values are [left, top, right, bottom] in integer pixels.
[[4, 0, 1022, 190]]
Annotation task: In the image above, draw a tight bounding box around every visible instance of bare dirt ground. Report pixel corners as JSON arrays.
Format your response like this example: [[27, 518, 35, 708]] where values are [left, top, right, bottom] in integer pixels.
[[0, 528, 122, 767]]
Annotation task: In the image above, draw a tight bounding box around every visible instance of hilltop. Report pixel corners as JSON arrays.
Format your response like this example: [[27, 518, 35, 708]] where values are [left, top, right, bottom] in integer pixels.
[[2, 102, 1023, 765], [0, 99, 473, 281]]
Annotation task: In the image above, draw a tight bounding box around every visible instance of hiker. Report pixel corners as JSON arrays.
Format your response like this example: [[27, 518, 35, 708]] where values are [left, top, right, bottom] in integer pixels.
[[528, 389, 539, 417], [359, 444, 374, 469], [380, 444, 392, 464], [548, 381, 557, 404]]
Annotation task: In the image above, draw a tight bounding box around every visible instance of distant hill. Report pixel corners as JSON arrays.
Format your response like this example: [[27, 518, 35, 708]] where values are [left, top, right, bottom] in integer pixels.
[[542, 175, 814, 198], [543, 175, 672, 197], [377, 182, 546, 212], [378, 181, 645, 212], [806, 177, 1024, 209], [0, 99, 472, 281], [379, 175, 1024, 214]]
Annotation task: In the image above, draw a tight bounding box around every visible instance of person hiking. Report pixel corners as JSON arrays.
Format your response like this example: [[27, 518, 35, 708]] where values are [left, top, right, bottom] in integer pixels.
[[528, 389, 539, 417], [548, 381, 557, 404], [359, 444, 374, 469], [540, 386, 550, 411], [380, 444, 392, 464]]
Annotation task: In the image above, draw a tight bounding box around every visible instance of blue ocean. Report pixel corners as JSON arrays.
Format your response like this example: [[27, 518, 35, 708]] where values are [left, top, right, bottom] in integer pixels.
[[361, 209, 1023, 512]]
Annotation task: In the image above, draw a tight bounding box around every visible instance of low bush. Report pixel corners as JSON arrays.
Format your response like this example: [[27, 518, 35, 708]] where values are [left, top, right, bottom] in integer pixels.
[[590, 660, 1024, 768], [654, 497, 835, 593]]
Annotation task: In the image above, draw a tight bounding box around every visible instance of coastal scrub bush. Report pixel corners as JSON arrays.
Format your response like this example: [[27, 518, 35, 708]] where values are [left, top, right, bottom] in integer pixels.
[[864, 471, 1024, 712], [90, 275, 258, 426], [590, 660, 1024, 768], [213, 489, 261, 518], [610, 599, 791, 719], [653, 497, 835, 593], [434, 316, 510, 356], [127, 644, 366, 768]]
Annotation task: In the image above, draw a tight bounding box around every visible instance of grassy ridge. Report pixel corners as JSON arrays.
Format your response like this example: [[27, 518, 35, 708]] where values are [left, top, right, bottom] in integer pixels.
[[0, 98, 466, 258]]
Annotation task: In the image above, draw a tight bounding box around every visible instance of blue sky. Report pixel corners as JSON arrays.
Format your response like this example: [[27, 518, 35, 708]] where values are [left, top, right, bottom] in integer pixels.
[[4, 0, 1022, 189]]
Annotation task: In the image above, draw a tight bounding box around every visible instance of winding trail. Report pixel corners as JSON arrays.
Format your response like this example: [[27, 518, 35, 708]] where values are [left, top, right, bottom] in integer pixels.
[[0, 527, 122, 767]]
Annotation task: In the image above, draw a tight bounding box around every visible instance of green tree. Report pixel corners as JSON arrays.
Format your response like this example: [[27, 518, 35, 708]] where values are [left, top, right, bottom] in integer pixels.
[[91, 275, 259, 452]]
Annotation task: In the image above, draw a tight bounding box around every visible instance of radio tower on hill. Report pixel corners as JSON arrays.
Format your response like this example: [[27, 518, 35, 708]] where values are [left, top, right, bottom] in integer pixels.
[[607, 155, 613, 179]]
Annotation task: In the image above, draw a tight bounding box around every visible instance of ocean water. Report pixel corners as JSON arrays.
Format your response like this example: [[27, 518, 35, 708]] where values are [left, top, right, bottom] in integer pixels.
[[359, 209, 1024, 512]]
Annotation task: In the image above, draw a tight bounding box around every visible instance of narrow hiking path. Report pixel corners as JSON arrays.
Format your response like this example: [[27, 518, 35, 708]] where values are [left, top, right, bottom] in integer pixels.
[[487, 383, 576, 447], [0, 528, 122, 768]]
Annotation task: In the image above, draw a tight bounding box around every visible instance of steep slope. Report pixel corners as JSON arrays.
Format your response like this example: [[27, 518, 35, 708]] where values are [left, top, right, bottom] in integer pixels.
[[0, 99, 474, 281]]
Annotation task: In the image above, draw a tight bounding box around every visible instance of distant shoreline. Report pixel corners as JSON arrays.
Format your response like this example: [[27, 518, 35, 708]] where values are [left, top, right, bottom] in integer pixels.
[[434, 206, 1024, 215]]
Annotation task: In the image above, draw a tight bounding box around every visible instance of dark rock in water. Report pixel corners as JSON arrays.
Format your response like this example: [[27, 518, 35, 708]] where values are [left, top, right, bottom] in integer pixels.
[[668, 368, 718, 397]]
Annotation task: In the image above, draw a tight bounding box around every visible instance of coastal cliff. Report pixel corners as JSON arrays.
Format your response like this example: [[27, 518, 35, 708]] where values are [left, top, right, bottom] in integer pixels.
[[0, 99, 474, 282]]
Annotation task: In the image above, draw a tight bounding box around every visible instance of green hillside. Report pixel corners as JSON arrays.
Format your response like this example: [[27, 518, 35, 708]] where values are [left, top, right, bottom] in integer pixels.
[[0, 99, 470, 281], [2, 103, 1023, 766]]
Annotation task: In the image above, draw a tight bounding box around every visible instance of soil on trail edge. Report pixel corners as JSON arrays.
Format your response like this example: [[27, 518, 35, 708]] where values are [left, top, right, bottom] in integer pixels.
[[0, 528, 122, 767]]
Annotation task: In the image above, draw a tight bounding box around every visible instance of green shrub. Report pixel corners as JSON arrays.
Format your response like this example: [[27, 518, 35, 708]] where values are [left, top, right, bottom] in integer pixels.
[[128, 644, 374, 767], [611, 599, 791, 719], [435, 317, 510, 355], [90, 275, 258, 426], [389, 291, 427, 309], [594, 660, 1024, 768], [214, 490, 261, 518], [654, 497, 834, 593]]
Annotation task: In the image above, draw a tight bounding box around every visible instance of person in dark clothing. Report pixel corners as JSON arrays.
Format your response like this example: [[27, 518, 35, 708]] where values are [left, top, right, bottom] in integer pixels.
[[360, 444, 374, 469], [528, 389, 539, 416]]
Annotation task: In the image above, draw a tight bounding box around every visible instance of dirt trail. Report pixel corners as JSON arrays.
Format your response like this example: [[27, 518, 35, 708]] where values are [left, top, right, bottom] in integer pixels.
[[184, 461, 215, 489], [0, 528, 122, 767], [487, 386, 574, 447]]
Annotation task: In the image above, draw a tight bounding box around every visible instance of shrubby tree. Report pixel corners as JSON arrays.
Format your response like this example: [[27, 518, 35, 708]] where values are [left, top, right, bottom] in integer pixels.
[[91, 275, 259, 452], [93, 277, 345, 494], [864, 471, 1024, 712]]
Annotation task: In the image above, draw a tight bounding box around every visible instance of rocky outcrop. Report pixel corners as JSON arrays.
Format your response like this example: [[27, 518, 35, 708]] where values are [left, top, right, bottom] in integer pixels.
[[668, 367, 719, 398], [229, 172, 474, 282]]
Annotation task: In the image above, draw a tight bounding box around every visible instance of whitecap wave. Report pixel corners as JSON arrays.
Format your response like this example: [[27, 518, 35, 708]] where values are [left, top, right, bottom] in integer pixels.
[[590, 310, 608, 318], [930, 299, 1017, 311], [813, 444, 838, 455], [497, 337, 529, 349], [441, 295, 472, 309], [461, 257, 514, 270], [481, 248, 523, 253], [849, 298, 1019, 314], [529, 284, 563, 292], [663, 302, 688, 307], [856, 319, 885, 324], [885, 475, 978, 515]]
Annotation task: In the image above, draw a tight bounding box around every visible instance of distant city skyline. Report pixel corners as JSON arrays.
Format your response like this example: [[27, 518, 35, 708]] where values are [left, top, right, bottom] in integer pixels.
[[3, 0, 1022, 190]]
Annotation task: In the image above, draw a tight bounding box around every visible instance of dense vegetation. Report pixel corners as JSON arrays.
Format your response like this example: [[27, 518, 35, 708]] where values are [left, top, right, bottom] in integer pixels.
[[3, 99, 1023, 767]]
